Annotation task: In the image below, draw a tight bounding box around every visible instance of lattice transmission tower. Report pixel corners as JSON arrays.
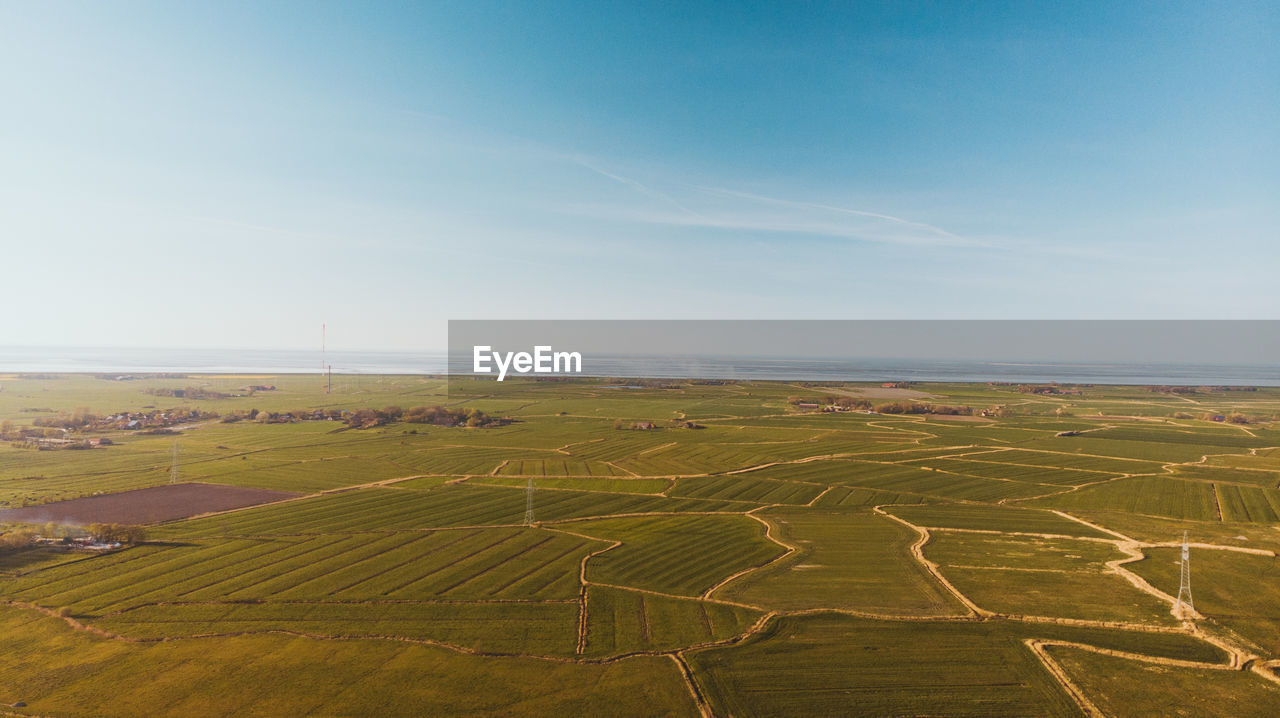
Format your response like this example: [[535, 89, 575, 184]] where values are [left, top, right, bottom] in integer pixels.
[[524, 477, 535, 526], [170, 440, 179, 485], [1175, 531, 1194, 618]]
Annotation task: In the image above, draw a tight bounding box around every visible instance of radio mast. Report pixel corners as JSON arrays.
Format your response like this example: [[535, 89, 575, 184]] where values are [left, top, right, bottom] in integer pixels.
[[322, 323, 329, 394]]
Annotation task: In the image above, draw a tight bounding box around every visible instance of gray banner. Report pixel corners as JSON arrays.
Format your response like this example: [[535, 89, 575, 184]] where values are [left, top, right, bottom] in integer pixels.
[[448, 320, 1280, 385]]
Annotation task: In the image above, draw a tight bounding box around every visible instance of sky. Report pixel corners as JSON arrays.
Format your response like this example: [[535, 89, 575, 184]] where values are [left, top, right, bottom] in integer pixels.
[[1, 1, 1276, 351]]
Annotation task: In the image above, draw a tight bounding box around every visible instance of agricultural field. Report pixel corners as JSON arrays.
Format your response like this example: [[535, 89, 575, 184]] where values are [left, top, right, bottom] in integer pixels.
[[921, 532, 1179, 624], [716, 508, 964, 615], [1048, 645, 1280, 717], [686, 614, 1236, 717], [0, 374, 1278, 715], [1129, 546, 1280, 654]]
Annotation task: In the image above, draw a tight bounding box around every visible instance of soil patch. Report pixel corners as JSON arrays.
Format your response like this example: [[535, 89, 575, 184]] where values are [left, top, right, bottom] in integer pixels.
[[0, 483, 301, 526]]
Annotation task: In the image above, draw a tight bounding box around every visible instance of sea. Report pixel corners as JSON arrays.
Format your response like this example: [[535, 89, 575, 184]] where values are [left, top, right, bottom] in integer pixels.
[[2, 346, 1277, 386]]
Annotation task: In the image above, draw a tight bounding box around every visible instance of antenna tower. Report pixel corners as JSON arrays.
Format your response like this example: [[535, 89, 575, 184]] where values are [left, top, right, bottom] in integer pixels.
[[170, 440, 179, 485], [1175, 530, 1194, 618], [524, 477, 535, 526]]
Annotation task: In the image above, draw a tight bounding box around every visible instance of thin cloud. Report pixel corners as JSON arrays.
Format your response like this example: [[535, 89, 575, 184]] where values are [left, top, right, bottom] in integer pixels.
[[695, 186, 970, 245], [569, 156, 710, 221], [564, 158, 986, 249], [562, 203, 979, 248]]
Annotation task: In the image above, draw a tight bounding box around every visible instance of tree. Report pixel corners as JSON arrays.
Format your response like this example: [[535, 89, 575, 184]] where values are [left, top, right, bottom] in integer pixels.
[[87, 523, 146, 544], [0, 528, 36, 549]]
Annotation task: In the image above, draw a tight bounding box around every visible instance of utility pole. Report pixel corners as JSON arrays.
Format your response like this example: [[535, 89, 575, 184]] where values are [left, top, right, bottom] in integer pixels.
[[524, 477, 535, 526], [1176, 531, 1194, 618]]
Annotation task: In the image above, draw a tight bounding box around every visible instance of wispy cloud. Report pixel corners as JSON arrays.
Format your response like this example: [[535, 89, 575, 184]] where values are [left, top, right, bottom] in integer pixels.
[[695, 186, 970, 245], [568, 156, 711, 222], [561, 158, 988, 249]]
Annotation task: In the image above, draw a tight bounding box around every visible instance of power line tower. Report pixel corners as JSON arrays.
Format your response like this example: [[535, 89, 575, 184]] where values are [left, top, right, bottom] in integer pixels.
[[1175, 530, 1194, 618], [524, 477, 535, 526], [170, 440, 179, 485]]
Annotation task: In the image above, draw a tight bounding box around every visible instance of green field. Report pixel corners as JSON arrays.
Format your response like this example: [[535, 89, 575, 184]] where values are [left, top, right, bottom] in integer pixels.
[[716, 508, 964, 615], [1, 374, 1278, 715], [687, 614, 1231, 717], [1049, 645, 1280, 717], [1130, 546, 1280, 654], [923, 533, 1179, 624]]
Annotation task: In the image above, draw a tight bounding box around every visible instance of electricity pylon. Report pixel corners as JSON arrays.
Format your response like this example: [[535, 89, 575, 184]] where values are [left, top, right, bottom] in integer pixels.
[[1175, 531, 1194, 618], [524, 477, 535, 526], [170, 440, 179, 485]]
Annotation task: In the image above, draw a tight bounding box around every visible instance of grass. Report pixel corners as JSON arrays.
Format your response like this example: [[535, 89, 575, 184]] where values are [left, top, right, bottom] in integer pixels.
[[667, 474, 825, 505], [1031, 476, 1222, 521], [748, 459, 1059, 502], [938, 448, 1164, 474], [1214, 483, 1280, 523], [924, 533, 1179, 624], [6, 528, 595, 613], [98, 601, 582, 655], [3, 375, 1278, 715], [810, 485, 937, 508], [1066, 510, 1280, 553], [152, 485, 743, 539], [1130, 546, 1280, 654], [582, 586, 760, 657], [1050, 645, 1280, 717], [471, 476, 670, 494], [717, 508, 965, 615], [0, 606, 697, 716], [1173, 464, 1280, 488], [688, 614, 1228, 717], [494, 458, 631, 476], [569, 514, 785, 597], [901, 456, 1115, 485], [884, 504, 1114, 538]]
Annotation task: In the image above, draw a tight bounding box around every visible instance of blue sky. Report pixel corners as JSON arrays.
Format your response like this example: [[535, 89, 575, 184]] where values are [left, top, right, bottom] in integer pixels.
[[1, 1, 1276, 350]]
